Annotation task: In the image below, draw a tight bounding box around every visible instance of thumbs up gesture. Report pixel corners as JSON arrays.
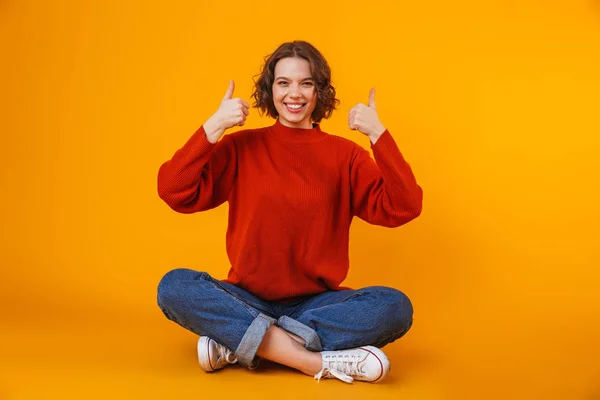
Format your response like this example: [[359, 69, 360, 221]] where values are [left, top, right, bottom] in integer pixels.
[[348, 88, 386, 142], [204, 80, 250, 143]]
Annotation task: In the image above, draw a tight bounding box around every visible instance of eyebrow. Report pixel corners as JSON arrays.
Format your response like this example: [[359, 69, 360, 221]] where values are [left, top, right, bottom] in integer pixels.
[[275, 76, 314, 81]]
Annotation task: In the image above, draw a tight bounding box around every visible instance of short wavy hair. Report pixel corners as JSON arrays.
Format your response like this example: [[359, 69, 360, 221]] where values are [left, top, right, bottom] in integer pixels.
[[252, 41, 340, 124]]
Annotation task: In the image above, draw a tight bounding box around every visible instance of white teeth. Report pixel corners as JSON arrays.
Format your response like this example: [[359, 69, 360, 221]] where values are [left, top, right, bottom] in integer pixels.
[[287, 104, 303, 109]]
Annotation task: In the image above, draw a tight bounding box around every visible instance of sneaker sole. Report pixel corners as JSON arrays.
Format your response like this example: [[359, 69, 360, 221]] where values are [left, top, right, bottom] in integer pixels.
[[197, 336, 216, 372]]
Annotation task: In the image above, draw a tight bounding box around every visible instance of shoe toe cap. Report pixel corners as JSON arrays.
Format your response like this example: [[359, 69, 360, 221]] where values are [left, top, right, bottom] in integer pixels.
[[359, 346, 390, 382]]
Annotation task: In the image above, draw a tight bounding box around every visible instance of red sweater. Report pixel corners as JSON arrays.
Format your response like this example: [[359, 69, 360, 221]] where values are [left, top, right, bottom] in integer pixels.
[[158, 119, 423, 301]]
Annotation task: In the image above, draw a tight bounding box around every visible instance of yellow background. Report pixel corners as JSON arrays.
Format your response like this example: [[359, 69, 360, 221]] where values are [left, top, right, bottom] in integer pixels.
[[2, 0, 599, 399]]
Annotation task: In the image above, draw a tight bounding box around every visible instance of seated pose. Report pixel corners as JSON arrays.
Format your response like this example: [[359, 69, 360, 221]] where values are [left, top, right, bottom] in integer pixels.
[[156, 40, 423, 384]]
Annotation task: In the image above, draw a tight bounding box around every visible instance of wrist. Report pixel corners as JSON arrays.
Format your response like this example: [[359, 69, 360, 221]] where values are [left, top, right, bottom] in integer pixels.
[[368, 124, 386, 144], [203, 115, 223, 143]]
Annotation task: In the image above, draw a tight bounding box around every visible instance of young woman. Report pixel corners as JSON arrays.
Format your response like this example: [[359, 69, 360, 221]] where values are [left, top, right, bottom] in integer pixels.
[[156, 40, 423, 384]]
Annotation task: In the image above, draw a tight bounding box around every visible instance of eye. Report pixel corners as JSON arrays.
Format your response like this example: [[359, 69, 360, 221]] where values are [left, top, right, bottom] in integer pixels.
[[278, 81, 288, 86], [303, 82, 314, 87]]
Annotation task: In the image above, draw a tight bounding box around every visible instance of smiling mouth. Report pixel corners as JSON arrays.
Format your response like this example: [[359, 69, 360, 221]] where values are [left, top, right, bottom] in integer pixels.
[[284, 103, 306, 113]]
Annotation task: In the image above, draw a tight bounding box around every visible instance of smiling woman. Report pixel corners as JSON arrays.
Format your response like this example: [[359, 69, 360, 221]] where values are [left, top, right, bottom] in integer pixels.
[[156, 40, 423, 384], [252, 41, 339, 129], [272, 57, 317, 128]]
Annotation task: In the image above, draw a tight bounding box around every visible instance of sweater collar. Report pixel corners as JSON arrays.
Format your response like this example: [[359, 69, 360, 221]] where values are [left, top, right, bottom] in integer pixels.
[[268, 118, 327, 143]]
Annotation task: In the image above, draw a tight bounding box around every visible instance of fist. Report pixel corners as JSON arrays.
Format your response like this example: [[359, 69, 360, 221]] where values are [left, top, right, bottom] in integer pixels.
[[348, 88, 386, 139], [204, 80, 250, 143], [216, 80, 250, 130]]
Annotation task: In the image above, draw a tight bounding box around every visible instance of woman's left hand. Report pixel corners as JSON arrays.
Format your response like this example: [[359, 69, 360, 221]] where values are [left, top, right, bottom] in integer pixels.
[[348, 88, 387, 143]]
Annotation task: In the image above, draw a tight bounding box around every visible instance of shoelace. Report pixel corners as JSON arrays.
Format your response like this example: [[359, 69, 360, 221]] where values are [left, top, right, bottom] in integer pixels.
[[314, 353, 362, 383], [224, 352, 237, 364], [217, 341, 260, 370], [215, 342, 237, 365]]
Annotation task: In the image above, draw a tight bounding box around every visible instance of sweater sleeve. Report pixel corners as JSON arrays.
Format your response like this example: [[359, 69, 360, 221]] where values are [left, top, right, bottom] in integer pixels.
[[157, 125, 237, 213], [350, 130, 423, 227]]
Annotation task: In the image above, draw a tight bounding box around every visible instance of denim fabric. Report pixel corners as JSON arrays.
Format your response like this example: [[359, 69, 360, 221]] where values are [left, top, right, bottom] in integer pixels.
[[157, 268, 413, 368]]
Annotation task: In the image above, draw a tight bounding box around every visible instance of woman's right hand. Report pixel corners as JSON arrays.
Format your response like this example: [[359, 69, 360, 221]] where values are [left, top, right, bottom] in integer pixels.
[[203, 80, 250, 143]]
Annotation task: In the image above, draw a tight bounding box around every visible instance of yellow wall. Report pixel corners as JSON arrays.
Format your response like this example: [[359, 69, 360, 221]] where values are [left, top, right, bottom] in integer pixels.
[[2, 1, 599, 399]]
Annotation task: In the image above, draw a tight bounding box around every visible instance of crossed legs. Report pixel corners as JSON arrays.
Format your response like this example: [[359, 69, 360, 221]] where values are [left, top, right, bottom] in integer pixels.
[[157, 269, 413, 377]]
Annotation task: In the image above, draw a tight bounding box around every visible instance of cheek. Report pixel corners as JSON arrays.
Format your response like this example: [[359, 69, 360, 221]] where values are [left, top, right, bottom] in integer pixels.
[[309, 90, 318, 107], [304, 88, 316, 102], [272, 87, 282, 102]]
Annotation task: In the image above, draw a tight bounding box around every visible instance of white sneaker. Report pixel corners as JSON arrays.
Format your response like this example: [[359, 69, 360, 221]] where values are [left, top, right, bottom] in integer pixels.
[[314, 346, 390, 383], [197, 336, 237, 372]]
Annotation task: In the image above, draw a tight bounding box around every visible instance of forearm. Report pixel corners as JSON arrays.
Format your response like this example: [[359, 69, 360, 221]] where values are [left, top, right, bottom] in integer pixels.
[[157, 126, 221, 212], [372, 130, 422, 213]]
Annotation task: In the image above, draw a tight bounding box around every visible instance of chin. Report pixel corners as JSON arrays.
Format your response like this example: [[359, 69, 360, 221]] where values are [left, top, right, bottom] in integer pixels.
[[288, 116, 309, 126], [286, 114, 304, 122]]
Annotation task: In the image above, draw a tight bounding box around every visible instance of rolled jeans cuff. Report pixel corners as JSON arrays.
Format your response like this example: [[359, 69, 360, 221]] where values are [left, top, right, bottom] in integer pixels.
[[277, 315, 323, 351], [235, 313, 276, 367]]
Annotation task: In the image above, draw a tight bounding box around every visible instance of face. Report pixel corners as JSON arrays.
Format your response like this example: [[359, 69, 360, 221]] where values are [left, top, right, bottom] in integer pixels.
[[272, 57, 318, 129]]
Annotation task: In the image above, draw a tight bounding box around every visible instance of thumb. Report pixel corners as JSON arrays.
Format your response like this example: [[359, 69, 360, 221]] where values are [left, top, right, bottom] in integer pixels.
[[223, 80, 235, 101], [368, 87, 376, 109]]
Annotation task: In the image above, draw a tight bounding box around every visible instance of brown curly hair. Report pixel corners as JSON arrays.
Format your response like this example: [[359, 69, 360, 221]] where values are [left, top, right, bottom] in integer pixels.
[[252, 41, 340, 124]]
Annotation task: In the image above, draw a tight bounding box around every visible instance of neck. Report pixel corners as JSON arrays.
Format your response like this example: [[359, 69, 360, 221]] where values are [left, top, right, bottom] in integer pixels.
[[268, 118, 327, 143], [279, 119, 313, 129]]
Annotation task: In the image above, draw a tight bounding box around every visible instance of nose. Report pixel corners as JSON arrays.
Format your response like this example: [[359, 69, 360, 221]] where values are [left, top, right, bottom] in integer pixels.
[[288, 84, 301, 98]]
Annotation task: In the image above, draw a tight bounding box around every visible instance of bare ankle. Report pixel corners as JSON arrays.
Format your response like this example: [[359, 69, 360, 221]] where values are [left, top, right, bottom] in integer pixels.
[[257, 326, 322, 375], [299, 352, 323, 376]]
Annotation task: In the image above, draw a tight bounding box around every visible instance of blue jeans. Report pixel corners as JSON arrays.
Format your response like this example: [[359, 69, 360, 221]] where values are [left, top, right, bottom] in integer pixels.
[[157, 268, 413, 368]]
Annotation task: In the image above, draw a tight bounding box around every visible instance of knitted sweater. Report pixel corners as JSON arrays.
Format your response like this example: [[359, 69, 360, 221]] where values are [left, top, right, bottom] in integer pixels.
[[157, 119, 423, 301]]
